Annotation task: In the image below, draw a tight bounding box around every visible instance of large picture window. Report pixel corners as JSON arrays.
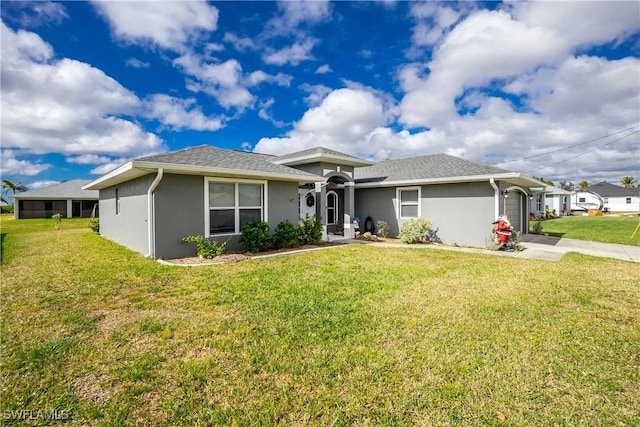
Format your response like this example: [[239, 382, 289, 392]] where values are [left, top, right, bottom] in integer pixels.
[[397, 187, 420, 219], [205, 179, 267, 236]]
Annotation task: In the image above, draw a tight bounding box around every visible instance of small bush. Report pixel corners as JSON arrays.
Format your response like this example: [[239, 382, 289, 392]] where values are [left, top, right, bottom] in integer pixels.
[[181, 235, 228, 258], [532, 219, 543, 234], [399, 218, 432, 244], [299, 214, 323, 245], [1, 205, 14, 214], [239, 220, 271, 253], [272, 220, 300, 249], [88, 218, 100, 233], [52, 213, 62, 230], [376, 220, 390, 238]]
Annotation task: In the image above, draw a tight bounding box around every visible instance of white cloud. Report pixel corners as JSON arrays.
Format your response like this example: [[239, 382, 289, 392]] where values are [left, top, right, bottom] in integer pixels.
[[0, 150, 51, 176], [315, 64, 332, 74], [300, 83, 332, 106], [264, 0, 332, 37], [223, 33, 257, 52], [125, 58, 150, 68], [255, 88, 391, 155], [28, 180, 60, 190], [511, 1, 639, 48], [1, 1, 67, 28], [91, 0, 218, 52], [263, 39, 316, 66], [1, 22, 163, 158], [66, 154, 114, 165], [142, 94, 224, 131]]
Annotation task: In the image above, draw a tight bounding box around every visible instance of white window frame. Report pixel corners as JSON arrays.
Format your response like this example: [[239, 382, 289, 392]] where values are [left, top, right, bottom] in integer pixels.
[[397, 186, 421, 219], [204, 177, 268, 237], [626, 197, 632, 204], [326, 191, 338, 225]]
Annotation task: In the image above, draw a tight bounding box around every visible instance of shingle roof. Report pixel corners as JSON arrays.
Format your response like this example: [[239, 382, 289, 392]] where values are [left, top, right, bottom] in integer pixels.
[[137, 145, 320, 179], [584, 182, 640, 197], [13, 179, 98, 199], [354, 153, 513, 183], [273, 147, 372, 166]]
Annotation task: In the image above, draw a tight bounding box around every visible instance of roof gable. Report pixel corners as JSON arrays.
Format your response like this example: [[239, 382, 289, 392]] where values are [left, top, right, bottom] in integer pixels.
[[272, 146, 373, 167]]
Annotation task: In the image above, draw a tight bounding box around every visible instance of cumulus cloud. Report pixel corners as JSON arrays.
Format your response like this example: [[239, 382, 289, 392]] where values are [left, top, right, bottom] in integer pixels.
[[0, 150, 51, 176], [265, 0, 332, 37], [142, 94, 224, 131], [315, 64, 332, 74], [1, 21, 163, 158], [125, 58, 149, 68], [255, 88, 391, 155], [1, 1, 67, 28], [91, 0, 218, 52], [263, 38, 317, 66]]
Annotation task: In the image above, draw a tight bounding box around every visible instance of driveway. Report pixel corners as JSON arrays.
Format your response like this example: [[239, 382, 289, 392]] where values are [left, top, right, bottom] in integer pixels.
[[518, 234, 640, 262]]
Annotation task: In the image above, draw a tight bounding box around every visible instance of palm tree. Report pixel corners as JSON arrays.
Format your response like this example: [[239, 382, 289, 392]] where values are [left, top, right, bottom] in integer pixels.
[[577, 180, 590, 190], [1, 179, 28, 204], [619, 176, 637, 188]]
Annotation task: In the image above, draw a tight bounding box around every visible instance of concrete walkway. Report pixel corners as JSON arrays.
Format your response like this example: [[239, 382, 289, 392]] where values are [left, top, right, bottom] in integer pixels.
[[365, 235, 639, 263], [517, 234, 640, 262]]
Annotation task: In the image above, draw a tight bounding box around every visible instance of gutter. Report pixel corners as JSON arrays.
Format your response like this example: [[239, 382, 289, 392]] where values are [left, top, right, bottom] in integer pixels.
[[489, 178, 500, 219], [144, 168, 164, 258]]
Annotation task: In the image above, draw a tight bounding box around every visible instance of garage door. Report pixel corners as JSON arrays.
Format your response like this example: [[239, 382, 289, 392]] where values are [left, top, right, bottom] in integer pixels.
[[504, 195, 521, 232]]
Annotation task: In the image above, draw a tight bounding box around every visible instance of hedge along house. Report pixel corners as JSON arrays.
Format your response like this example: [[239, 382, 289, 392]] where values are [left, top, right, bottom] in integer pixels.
[[13, 179, 98, 219], [84, 145, 548, 258]]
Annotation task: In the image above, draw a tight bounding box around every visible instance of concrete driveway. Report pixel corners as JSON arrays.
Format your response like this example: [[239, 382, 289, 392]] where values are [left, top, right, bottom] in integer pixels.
[[518, 234, 640, 262]]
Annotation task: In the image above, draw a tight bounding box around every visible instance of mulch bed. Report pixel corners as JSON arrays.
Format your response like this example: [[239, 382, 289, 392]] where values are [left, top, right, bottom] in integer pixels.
[[161, 241, 347, 265]]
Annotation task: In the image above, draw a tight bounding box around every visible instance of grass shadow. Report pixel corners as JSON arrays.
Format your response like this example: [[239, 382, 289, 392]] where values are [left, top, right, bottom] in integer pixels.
[[545, 232, 566, 239], [0, 232, 6, 265]]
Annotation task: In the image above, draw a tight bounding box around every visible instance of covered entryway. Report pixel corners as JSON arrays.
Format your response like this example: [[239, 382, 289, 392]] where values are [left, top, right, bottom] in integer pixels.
[[503, 187, 529, 233]]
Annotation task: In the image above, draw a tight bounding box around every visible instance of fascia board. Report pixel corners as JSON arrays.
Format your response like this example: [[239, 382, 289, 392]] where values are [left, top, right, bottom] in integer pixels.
[[133, 161, 325, 183], [273, 153, 373, 167], [355, 173, 524, 188]]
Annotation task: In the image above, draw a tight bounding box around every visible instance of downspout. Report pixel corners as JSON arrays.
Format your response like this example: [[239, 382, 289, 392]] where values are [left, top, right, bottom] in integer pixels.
[[489, 178, 500, 219], [145, 168, 164, 258]]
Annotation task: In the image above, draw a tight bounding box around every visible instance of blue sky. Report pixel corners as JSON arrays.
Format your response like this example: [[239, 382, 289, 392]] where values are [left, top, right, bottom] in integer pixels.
[[1, 0, 639, 190]]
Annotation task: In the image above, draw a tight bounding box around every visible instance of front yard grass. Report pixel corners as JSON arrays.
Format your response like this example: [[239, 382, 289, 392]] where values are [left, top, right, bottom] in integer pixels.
[[530, 214, 640, 246], [1, 215, 639, 425]]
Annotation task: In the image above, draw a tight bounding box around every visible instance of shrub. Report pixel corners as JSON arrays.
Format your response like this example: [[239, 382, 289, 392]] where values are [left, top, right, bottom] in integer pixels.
[[88, 218, 100, 233], [399, 218, 432, 244], [376, 220, 390, 238], [532, 219, 543, 234], [239, 220, 271, 253], [1, 204, 14, 214], [299, 214, 323, 245], [52, 213, 62, 230], [181, 235, 228, 258], [272, 220, 300, 249]]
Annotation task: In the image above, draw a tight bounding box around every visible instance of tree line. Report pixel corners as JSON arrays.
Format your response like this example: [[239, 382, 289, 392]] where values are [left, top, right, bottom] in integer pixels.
[[532, 176, 638, 192]]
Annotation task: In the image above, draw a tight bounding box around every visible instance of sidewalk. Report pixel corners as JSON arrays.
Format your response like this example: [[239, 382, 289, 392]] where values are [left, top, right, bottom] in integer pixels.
[[517, 234, 640, 262], [365, 235, 640, 263]]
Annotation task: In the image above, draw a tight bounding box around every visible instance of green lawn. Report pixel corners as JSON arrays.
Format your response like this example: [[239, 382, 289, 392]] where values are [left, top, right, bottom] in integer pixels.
[[530, 214, 640, 246], [1, 215, 639, 426]]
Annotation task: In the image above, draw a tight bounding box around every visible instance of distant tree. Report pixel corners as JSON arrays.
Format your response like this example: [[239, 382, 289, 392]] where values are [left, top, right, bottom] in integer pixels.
[[619, 176, 637, 188], [577, 180, 590, 190], [1, 180, 28, 205], [558, 181, 574, 191], [532, 176, 554, 186]]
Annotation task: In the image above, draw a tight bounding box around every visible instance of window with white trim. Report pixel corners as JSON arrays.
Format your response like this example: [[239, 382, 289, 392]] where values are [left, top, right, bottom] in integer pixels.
[[205, 178, 266, 236], [626, 197, 632, 204], [326, 191, 337, 225], [398, 187, 420, 218]]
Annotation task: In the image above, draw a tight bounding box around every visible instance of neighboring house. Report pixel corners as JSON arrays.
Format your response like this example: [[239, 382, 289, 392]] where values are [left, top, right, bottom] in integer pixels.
[[13, 179, 98, 219], [84, 145, 548, 259], [575, 182, 640, 212], [530, 186, 573, 217]]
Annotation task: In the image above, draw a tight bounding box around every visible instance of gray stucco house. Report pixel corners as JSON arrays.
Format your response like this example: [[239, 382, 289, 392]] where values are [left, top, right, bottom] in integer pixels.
[[84, 145, 547, 258], [13, 179, 98, 219]]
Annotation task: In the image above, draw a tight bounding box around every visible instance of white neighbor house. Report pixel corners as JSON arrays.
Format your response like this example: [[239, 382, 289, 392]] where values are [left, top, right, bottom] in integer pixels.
[[573, 182, 639, 213], [530, 186, 573, 217]]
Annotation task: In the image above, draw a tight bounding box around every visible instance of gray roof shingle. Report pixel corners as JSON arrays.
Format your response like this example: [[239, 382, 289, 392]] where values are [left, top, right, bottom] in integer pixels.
[[584, 182, 640, 197], [354, 153, 513, 183], [13, 179, 98, 199], [137, 145, 320, 179], [273, 146, 370, 163]]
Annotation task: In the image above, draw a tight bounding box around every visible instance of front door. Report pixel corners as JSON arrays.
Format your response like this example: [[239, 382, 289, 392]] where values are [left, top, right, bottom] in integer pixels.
[[505, 194, 521, 232]]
